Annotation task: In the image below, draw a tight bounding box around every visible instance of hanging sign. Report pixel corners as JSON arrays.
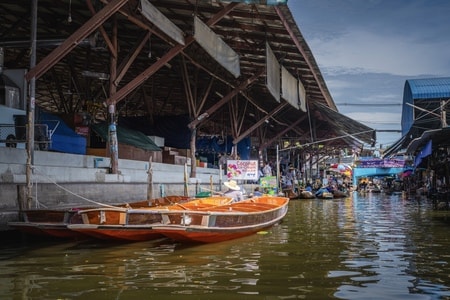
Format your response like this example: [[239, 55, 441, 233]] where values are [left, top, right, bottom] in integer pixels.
[[226, 160, 259, 180]]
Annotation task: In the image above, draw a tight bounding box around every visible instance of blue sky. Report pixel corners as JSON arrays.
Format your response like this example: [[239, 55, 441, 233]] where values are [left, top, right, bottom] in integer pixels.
[[288, 0, 450, 148]]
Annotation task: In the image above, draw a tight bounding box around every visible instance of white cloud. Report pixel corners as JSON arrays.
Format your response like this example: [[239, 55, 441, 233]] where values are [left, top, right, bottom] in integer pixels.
[[288, 0, 450, 147], [345, 111, 400, 125], [309, 30, 450, 76]]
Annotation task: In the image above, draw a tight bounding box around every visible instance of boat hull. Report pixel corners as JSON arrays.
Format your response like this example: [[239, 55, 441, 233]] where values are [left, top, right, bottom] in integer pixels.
[[70, 197, 234, 241], [68, 224, 163, 242], [332, 190, 350, 198], [154, 217, 284, 243], [7, 221, 51, 237], [7, 195, 190, 239], [297, 191, 315, 199], [152, 196, 289, 243], [8, 209, 85, 239]]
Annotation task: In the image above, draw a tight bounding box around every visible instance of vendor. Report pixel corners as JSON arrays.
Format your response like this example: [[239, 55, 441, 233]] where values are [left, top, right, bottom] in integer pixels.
[[223, 180, 244, 202]]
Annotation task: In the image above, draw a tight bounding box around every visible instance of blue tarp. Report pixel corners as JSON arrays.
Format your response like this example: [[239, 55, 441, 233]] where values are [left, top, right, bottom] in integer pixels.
[[196, 136, 251, 160], [38, 111, 87, 154], [118, 115, 252, 163]]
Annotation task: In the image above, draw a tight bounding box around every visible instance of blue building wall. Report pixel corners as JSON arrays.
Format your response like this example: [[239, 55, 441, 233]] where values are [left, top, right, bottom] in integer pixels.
[[401, 77, 450, 135], [352, 167, 404, 186]]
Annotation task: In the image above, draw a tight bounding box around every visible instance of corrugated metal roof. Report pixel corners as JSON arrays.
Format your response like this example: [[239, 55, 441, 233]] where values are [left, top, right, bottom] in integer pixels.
[[385, 77, 450, 157], [402, 77, 450, 135], [407, 77, 450, 99], [1, 0, 375, 151]]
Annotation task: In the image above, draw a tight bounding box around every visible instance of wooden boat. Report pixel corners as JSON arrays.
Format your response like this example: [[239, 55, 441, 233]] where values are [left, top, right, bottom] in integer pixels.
[[366, 186, 381, 193], [7, 195, 190, 239], [283, 188, 298, 199], [151, 196, 289, 243], [297, 190, 315, 199], [116, 195, 190, 208], [331, 189, 350, 199], [67, 197, 233, 242], [315, 188, 334, 199], [7, 208, 85, 239]]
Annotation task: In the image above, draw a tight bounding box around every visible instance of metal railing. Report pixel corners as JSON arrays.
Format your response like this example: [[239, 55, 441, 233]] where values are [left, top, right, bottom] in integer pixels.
[[0, 123, 53, 150]]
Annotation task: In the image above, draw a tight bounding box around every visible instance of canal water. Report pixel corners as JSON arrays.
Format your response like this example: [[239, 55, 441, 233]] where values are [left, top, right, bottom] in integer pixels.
[[1, 192, 450, 299]]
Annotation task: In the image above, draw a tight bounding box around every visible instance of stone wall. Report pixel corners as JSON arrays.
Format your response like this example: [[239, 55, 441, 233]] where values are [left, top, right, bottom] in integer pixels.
[[0, 147, 227, 230]]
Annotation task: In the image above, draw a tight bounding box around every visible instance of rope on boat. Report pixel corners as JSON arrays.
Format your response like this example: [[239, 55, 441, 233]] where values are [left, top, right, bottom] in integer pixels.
[[32, 166, 121, 209], [33, 178, 48, 209]]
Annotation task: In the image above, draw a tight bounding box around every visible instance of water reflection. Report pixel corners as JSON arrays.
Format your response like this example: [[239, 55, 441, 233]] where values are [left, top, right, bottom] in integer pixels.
[[1, 193, 450, 299], [333, 193, 450, 300]]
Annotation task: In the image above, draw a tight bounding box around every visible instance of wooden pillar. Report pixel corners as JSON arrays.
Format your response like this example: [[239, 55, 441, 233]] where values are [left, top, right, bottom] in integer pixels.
[[108, 105, 119, 174], [25, 0, 38, 209], [190, 127, 197, 178], [147, 156, 153, 200], [109, 16, 119, 174]]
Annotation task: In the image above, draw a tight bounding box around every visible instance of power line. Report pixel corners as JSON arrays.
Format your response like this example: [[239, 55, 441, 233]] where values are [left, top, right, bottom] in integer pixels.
[[376, 129, 402, 132], [357, 120, 400, 125], [336, 103, 401, 106], [279, 129, 375, 152]]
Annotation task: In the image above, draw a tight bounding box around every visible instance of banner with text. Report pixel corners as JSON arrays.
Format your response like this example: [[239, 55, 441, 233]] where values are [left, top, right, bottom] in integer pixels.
[[226, 160, 259, 180], [357, 159, 405, 168]]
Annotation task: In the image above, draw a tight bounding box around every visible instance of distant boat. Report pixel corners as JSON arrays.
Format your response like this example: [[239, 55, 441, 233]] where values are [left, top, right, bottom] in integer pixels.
[[7, 195, 190, 239], [298, 190, 315, 199], [315, 188, 334, 199], [366, 184, 381, 193], [331, 189, 350, 199], [67, 197, 233, 242], [152, 196, 289, 243]]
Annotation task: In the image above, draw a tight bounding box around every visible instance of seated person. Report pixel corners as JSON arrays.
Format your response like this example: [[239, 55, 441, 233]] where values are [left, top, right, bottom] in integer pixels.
[[223, 180, 244, 202], [253, 186, 263, 197]]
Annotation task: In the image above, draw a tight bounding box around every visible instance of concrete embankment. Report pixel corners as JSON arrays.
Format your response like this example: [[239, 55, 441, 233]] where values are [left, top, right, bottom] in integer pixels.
[[0, 147, 224, 230]]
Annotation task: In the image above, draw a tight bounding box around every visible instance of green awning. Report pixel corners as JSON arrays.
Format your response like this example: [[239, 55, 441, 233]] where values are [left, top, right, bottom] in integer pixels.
[[91, 123, 161, 151]]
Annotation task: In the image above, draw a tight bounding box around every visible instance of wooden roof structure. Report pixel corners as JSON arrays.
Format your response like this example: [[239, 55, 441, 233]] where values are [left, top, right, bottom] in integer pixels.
[[0, 0, 376, 154]]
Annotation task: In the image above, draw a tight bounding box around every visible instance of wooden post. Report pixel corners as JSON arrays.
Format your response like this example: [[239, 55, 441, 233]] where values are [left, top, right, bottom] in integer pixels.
[[190, 127, 197, 178], [147, 156, 153, 200], [184, 163, 188, 197], [17, 185, 27, 211], [219, 164, 223, 192], [196, 180, 199, 196], [108, 113, 119, 174], [210, 175, 213, 194], [108, 16, 119, 174], [26, 0, 38, 209]]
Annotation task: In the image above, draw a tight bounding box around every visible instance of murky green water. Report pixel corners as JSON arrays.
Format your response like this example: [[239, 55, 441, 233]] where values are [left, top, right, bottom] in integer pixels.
[[1, 192, 450, 299]]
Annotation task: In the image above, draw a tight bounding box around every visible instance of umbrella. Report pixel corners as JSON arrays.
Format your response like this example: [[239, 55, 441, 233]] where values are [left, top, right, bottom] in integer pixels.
[[329, 163, 352, 176], [400, 169, 413, 178]]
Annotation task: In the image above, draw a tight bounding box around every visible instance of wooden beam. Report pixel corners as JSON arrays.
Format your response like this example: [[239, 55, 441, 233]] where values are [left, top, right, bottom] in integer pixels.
[[25, 0, 129, 81], [109, 2, 240, 105], [188, 68, 265, 129], [86, 0, 115, 55], [114, 31, 151, 86], [259, 117, 304, 150], [233, 102, 288, 145], [275, 6, 336, 110]]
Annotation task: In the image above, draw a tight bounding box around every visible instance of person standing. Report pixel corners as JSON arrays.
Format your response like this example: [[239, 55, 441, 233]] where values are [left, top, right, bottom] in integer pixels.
[[218, 153, 227, 174], [262, 161, 272, 177], [285, 165, 295, 190]]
